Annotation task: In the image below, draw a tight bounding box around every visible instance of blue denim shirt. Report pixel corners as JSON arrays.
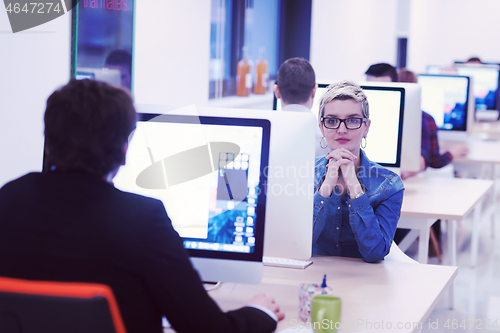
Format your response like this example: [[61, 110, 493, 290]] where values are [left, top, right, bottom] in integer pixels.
[[313, 150, 404, 263]]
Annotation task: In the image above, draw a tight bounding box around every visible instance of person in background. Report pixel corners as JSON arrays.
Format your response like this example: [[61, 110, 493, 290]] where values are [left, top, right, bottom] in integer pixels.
[[313, 80, 404, 263], [0, 79, 283, 333], [466, 56, 483, 64], [274, 57, 329, 156], [365, 63, 398, 82], [105, 49, 132, 91]]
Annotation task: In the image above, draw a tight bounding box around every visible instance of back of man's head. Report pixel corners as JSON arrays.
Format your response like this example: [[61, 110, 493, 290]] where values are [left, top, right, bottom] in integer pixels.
[[466, 57, 482, 64], [44, 79, 137, 177], [365, 63, 397, 82], [276, 57, 316, 104]]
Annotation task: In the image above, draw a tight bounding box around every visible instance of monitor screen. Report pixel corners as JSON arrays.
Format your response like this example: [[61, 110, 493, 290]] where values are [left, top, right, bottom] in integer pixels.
[[359, 86, 404, 168], [456, 65, 499, 111], [418, 74, 471, 131], [113, 113, 271, 284], [273, 84, 405, 169], [454, 61, 500, 66]]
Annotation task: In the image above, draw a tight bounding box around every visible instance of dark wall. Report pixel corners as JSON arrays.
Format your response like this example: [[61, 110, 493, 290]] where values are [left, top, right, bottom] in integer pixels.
[[278, 0, 312, 66]]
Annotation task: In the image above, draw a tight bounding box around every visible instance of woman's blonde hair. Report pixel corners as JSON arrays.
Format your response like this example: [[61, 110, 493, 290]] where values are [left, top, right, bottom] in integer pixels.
[[318, 80, 369, 121]]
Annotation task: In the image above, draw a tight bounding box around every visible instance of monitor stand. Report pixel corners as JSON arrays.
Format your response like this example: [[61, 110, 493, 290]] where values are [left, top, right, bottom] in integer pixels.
[[476, 110, 500, 122]]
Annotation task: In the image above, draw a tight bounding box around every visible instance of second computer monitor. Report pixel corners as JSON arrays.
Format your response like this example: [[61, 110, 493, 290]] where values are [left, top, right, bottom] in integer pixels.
[[274, 82, 422, 172], [456, 64, 500, 120], [418, 74, 472, 141]]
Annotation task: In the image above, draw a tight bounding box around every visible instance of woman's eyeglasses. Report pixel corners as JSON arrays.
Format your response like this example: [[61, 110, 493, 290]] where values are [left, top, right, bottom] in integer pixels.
[[321, 117, 368, 130]]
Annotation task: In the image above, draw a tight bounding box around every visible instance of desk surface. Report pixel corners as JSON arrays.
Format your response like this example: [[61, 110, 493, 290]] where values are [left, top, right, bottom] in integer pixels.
[[205, 257, 457, 333], [401, 176, 493, 220], [472, 121, 500, 140], [454, 138, 500, 164]]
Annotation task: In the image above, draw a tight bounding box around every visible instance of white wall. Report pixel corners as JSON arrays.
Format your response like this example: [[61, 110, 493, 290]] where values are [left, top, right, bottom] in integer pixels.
[[310, 0, 399, 83], [408, 0, 500, 73], [134, 1, 211, 108], [0, 10, 71, 187]]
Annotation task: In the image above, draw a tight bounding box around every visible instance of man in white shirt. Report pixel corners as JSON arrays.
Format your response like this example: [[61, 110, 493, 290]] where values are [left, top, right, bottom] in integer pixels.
[[274, 57, 328, 157]]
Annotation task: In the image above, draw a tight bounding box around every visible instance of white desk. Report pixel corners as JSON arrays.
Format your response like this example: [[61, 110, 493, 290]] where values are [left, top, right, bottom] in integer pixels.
[[202, 257, 457, 333], [453, 138, 500, 235], [455, 138, 500, 165], [399, 176, 493, 268], [471, 120, 500, 141]]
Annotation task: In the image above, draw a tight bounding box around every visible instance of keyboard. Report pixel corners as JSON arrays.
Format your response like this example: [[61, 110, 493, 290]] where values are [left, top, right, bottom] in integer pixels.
[[263, 257, 313, 269]]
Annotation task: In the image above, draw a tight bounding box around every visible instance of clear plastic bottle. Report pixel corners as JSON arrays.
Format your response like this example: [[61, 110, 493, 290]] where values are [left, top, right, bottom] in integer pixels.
[[254, 46, 268, 94], [236, 46, 252, 97]]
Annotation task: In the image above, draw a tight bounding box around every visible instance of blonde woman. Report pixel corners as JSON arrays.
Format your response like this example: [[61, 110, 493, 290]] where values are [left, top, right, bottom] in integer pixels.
[[313, 80, 404, 262]]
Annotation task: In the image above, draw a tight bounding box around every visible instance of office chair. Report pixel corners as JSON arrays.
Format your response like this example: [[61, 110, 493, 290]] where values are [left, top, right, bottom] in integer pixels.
[[0, 277, 126, 333]]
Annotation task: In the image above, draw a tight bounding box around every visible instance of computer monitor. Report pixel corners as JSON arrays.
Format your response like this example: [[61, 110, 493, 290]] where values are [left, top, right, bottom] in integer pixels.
[[274, 82, 422, 172], [76, 67, 121, 88], [455, 64, 500, 120], [454, 61, 500, 66], [135, 105, 316, 262], [113, 112, 271, 284], [418, 74, 473, 141]]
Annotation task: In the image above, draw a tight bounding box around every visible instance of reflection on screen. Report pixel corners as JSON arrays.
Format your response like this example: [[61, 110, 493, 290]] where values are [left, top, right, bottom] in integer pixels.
[[456, 66, 499, 110], [74, 1, 134, 91], [113, 119, 264, 254], [418, 75, 469, 131]]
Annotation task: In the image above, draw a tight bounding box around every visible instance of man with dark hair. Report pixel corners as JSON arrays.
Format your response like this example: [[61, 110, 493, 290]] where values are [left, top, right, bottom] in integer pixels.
[[0, 79, 283, 333], [43, 79, 136, 178], [105, 49, 133, 90], [365, 63, 398, 82], [274, 57, 328, 156], [275, 57, 316, 105]]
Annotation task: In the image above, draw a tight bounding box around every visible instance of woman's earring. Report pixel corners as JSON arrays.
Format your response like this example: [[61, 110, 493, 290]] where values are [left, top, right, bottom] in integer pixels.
[[361, 137, 367, 149], [320, 136, 328, 149]]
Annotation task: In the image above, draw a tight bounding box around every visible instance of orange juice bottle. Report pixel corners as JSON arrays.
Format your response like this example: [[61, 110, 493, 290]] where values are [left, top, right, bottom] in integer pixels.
[[236, 47, 252, 97], [254, 47, 268, 94]]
